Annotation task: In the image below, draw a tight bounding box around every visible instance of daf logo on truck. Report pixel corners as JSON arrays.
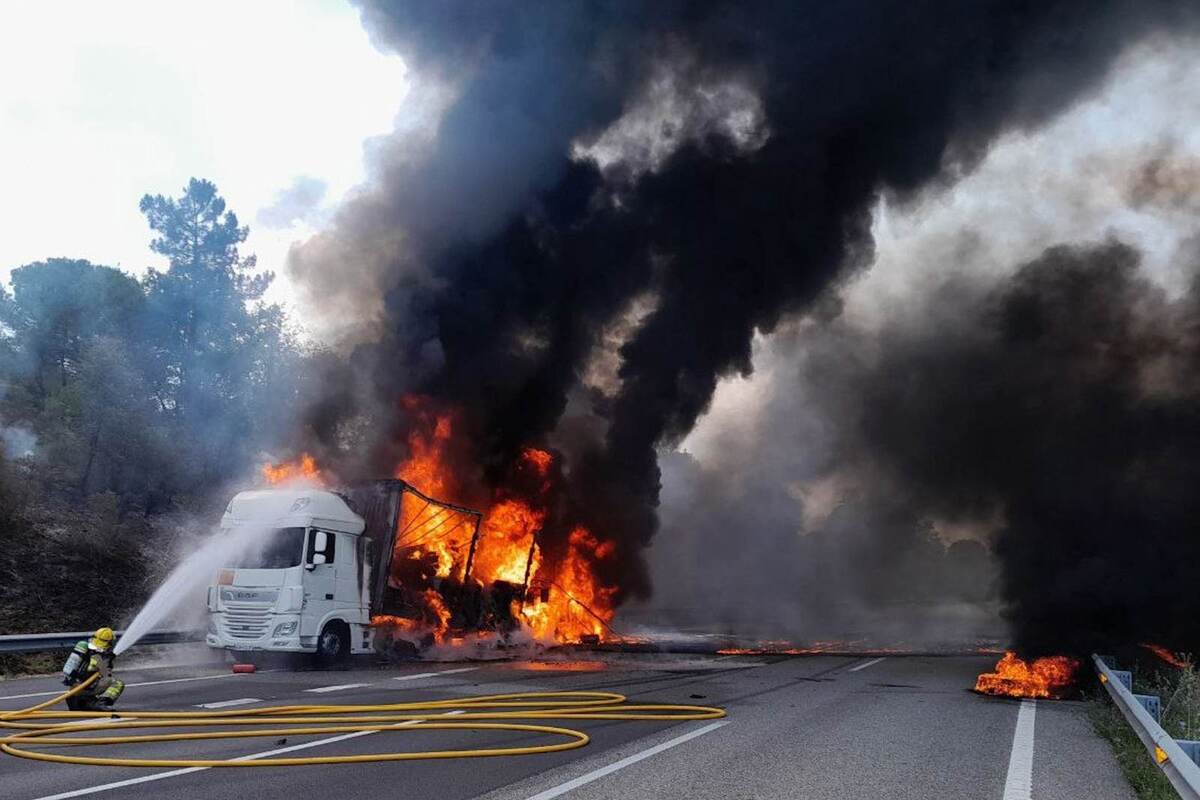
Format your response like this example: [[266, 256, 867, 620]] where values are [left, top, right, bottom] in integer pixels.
[[221, 589, 278, 603]]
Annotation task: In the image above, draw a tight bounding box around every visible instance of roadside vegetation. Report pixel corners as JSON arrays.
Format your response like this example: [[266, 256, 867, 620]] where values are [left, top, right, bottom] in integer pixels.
[[1090, 652, 1198, 800], [0, 180, 315, 674]]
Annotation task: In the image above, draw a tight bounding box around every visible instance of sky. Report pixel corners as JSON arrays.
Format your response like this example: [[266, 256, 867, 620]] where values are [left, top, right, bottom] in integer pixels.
[[3, 3, 1197, 376], [0, 0, 408, 307]]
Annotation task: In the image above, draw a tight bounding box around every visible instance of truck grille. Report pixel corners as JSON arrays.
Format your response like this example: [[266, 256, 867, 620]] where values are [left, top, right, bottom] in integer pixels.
[[221, 601, 272, 640]]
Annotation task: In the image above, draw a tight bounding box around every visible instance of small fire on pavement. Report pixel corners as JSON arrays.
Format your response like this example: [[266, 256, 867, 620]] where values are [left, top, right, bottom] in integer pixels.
[[974, 651, 1079, 699]]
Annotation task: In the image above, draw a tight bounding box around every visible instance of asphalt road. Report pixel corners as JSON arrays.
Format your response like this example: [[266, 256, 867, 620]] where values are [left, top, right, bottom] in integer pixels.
[[0, 653, 1133, 800]]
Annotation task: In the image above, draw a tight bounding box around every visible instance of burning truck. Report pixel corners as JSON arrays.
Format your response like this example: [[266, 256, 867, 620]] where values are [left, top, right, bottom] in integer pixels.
[[206, 481, 503, 660], [205, 448, 618, 661]]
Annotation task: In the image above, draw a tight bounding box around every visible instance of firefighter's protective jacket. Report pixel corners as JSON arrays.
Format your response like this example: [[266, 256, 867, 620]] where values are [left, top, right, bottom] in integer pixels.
[[62, 641, 125, 705]]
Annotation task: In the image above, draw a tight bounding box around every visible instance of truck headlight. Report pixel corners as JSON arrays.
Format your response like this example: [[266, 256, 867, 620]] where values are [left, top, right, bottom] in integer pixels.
[[272, 621, 298, 637], [207, 618, 218, 636]]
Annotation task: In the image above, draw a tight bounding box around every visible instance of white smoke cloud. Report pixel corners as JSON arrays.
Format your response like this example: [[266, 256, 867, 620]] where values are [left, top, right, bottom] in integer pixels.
[[572, 55, 769, 178], [0, 425, 36, 458]]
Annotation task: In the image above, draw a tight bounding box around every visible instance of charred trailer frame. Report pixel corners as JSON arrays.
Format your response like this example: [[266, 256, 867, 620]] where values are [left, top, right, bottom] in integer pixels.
[[337, 480, 526, 637]]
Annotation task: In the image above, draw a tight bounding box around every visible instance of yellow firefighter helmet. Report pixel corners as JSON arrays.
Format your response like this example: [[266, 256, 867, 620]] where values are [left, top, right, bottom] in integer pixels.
[[89, 627, 115, 651]]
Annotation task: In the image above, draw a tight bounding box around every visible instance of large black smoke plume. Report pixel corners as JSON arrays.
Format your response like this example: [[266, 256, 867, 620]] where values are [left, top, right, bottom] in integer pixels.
[[795, 240, 1200, 655], [288, 1, 1199, 629]]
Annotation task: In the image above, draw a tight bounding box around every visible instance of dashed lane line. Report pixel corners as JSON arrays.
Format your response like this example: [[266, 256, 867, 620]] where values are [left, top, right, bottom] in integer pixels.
[[392, 667, 478, 681], [303, 683, 374, 694], [194, 697, 262, 709]]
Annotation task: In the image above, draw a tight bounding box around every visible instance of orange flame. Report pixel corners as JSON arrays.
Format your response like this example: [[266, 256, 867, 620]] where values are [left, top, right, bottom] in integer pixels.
[[521, 526, 617, 642], [1141, 643, 1190, 669], [974, 651, 1079, 698], [396, 397, 458, 500], [373, 588, 452, 641], [523, 447, 553, 476], [382, 399, 619, 645], [261, 453, 323, 485], [474, 499, 544, 584], [388, 403, 477, 585]]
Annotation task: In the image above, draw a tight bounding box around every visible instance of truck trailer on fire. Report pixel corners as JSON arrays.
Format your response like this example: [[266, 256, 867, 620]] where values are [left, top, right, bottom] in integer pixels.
[[204, 480, 526, 661]]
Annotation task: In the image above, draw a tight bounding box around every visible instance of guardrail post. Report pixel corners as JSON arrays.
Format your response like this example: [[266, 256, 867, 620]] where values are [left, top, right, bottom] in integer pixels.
[[1094, 654, 1200, 800], [1178, 741, 1200, 768], [1135, 694, 1163, 724]]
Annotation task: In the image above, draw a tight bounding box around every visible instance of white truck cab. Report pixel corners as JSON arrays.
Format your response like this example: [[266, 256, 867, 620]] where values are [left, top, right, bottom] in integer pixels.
[[205, 489, 373, 661]]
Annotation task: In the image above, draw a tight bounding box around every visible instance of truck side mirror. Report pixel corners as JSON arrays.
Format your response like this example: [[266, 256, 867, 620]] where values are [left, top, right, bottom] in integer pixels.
[[313, 531, 328, 553], [308, 552, 327, 568]]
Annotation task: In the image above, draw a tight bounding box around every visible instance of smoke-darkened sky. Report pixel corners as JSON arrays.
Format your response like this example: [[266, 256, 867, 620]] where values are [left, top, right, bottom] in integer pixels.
[[665, 37, 1200, 650], [283, 1, 1200, 655]]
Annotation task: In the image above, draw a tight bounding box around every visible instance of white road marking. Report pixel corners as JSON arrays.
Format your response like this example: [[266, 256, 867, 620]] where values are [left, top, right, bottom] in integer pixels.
[[710, 655, 769, 667], [523, 721, 731, 800], [848, 657, 886, 672], [30, 710, 466, 800], [194, 697, 262, 709], [0, 670, 272, 701], [392, 667, 478, 681], [303, 682, 373, 693], [1002, 699, 1037, 800]]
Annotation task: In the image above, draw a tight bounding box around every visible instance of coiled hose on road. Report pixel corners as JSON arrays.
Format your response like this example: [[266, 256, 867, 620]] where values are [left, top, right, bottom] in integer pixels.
[[0, 672, 726, 768]]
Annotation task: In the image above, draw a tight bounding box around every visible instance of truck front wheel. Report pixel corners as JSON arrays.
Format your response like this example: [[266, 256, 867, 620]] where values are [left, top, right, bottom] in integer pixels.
[[316, 621, 350, 666]]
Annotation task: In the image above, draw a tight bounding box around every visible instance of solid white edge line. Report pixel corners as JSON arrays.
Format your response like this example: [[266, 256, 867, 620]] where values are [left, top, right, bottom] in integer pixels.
[[303, 683, 373, 693], [523, 721, 731, 800], [1002, 698, 1037, 800], [0, 670, 271, 701], [848, 657, 886, 672], [30, 710, 466, 800], [194, 698, 263, 709], [392, 667, 478, 681]]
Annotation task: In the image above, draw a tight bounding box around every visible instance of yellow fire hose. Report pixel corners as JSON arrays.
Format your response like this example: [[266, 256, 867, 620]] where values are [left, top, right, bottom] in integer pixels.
[[0, 672, 726, 768]]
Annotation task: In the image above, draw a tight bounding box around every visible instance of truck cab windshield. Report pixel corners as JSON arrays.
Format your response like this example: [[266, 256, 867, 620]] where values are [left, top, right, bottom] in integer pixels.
[[230, 527, 306, 569]]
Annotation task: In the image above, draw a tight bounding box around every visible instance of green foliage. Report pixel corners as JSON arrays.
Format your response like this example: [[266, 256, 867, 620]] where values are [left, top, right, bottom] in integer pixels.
[[1091, 655, 1200, 800], [1141, 658, 1200, 742], [0, 180, 300, 508], [1, 259, 145, 393], [1090, 700, 1178, 800], [138, 179, 287, 490], [0, 179, 307, 658]]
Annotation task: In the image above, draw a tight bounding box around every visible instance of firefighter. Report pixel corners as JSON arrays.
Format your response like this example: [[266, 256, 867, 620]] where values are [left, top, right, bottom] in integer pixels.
[[61, 627, 125, 711]]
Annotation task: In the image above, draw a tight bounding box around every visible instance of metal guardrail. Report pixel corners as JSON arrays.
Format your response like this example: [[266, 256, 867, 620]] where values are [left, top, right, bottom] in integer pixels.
[[0, 630, 202, 654], [1094, 654, 1200, 800]]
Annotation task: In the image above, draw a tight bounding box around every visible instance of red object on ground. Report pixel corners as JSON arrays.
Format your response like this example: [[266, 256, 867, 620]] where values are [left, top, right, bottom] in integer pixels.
[[231, 663, 256, 674]]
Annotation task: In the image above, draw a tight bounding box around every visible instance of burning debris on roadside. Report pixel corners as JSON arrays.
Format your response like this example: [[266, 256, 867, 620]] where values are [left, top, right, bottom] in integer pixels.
[[974, 652, 1080, 699]]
